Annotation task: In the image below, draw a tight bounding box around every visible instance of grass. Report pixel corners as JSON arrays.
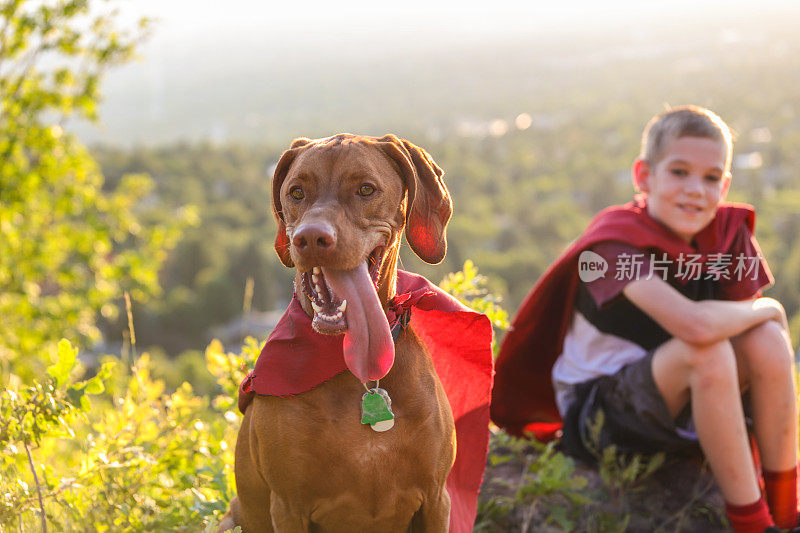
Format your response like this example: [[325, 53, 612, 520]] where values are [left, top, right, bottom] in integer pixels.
[[475, 426, 728, 532]]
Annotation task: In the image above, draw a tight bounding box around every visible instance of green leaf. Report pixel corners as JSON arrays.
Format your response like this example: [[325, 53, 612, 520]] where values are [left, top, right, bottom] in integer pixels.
[[79, 394, 91, 411], [65, 386, 85, 408], [82, 375, 104, 394], [47, 339, 78, 388], [549, 505, 573, 530]]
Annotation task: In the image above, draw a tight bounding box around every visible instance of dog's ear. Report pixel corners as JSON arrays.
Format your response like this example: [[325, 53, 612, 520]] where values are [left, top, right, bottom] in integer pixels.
[[376, 134, 452, 264], [272, 138, 313, 267]]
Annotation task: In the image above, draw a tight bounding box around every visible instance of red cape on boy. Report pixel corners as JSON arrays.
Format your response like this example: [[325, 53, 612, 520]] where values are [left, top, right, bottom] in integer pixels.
[[239, 270, 494, 533], [490, 198, 772, 440]]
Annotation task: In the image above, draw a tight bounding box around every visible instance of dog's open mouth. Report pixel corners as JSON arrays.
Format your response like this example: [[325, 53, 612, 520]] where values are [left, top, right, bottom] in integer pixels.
[[303, 267, 348, 335], [301, 246, 394, 383], [302, 247, 384, 335]]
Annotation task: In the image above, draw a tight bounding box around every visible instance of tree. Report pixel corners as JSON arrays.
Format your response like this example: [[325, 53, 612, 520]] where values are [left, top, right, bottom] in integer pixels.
[[0, 0, 191, 382]]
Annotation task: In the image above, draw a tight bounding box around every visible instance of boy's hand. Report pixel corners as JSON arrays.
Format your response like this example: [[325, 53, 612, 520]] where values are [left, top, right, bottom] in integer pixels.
[[752, 297, 789, 331]]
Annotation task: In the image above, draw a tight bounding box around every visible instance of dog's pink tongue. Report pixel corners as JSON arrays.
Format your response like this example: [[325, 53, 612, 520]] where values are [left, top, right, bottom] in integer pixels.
[[322, 263, 394, 383]]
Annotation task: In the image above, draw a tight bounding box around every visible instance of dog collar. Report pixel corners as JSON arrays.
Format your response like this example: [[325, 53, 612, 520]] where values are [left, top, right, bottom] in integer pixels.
[[389, 307, 411, 343]]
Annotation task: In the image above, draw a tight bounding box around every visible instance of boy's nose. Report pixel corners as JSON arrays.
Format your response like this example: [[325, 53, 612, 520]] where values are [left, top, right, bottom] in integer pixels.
[[684, 176, 704, 195]]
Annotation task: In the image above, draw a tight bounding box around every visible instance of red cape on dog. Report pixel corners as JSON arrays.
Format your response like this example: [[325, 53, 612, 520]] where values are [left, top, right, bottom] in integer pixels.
[[239, 270, 495, 533], [491, 198, 772, 441]]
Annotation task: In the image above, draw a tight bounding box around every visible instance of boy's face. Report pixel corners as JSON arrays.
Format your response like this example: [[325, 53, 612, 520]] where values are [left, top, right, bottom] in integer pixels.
[[633, 136, 730, 243]]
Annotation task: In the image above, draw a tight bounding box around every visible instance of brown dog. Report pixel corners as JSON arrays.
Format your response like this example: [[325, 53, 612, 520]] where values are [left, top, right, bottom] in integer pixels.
[[221, 134, 460, 532]]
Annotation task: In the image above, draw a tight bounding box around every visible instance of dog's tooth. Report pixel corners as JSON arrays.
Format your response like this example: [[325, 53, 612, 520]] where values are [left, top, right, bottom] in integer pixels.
[[335, 312, 342, 319], [311, 301, 322, 314], [315, 284, 323, 294], [313, 266, 321, 275], [337, 300, 347, 313], [312, 274, 319, 284]]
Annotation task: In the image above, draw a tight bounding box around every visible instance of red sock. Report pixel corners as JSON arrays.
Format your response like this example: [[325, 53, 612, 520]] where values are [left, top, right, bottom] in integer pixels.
[[725, 498, 774, 533], [764, 466, 799, 529]]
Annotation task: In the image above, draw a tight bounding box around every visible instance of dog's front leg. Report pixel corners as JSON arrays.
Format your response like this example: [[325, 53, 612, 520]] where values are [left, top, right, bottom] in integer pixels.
[[233, 408, 275, 533], [410, 490, 450, 533], [269, 495, 311, 533]]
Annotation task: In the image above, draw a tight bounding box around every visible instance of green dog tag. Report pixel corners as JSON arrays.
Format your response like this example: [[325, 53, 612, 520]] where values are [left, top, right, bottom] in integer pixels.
[[361, 388, 394, 426]]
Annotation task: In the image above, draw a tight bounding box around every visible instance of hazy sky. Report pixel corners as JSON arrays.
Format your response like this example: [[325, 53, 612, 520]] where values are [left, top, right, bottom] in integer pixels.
[[117, 0, 800, 51], [81, 0, 800, 145]]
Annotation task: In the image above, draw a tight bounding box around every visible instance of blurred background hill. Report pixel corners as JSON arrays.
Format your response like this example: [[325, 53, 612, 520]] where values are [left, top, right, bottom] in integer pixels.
[[68, 0, 800, 358]]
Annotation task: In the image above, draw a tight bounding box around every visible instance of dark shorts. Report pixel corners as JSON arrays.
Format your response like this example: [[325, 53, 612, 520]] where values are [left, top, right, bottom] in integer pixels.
[[560, 352, 701, 462]]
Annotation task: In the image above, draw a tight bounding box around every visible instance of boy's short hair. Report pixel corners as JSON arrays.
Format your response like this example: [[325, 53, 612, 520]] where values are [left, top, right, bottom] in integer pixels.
[[640, 105, 734, 174]]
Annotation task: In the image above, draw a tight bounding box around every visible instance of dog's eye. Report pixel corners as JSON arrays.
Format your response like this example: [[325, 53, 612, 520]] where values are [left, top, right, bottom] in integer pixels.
[[289, 187, 305, 200], [358, 184, 375, 197]]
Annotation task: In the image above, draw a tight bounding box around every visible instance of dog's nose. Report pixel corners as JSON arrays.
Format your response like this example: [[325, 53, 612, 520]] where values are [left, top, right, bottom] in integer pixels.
[[292, 222, 337, 257]]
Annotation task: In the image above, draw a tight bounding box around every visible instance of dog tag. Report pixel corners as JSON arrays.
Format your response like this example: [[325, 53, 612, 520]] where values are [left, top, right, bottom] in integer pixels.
[[361, 387, 394, 430], [371, 419, 394, 432]]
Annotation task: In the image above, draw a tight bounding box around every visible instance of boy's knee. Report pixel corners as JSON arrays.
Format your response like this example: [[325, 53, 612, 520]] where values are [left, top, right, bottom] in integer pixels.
[[735, 320, 794, 373], [742, 319, 787, 345], [680, 338, 738, 385]]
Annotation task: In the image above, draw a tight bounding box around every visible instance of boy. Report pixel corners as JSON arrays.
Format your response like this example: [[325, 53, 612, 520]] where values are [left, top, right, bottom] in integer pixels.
[[491, 106, 798, 532]]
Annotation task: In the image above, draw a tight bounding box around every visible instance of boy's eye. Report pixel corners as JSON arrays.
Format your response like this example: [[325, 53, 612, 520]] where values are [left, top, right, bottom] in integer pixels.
[[670, 168, 688, 177], [358, 184, 375, 197], [705, 174, 722, 183], [289, 187, 305, 200]]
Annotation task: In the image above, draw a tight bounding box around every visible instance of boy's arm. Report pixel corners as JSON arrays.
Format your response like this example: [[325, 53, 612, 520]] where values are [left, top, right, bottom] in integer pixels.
[[622, 276, 786, 346]]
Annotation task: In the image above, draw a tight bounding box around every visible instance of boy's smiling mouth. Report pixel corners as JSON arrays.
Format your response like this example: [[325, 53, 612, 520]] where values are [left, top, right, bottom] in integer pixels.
[[677, 203, 703, 214]]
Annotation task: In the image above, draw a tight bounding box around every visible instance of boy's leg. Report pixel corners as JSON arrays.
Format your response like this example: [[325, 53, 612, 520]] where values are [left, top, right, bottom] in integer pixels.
[[731, 320, 797, 472], [732, 320, 798, 529], [651, 336, 762, 505]]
